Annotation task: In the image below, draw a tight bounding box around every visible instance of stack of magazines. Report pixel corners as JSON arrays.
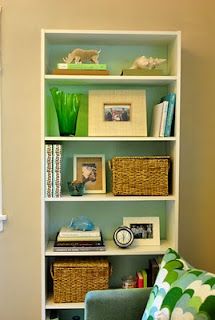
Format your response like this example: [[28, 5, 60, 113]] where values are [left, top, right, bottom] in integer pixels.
[[54, 226, 105, 252]]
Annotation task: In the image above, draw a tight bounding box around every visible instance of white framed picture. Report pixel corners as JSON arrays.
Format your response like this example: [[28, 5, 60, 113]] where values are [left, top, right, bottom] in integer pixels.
[[123, 217, 160, 246], [73, 154, 106, 194], [88, 89, 147, 137]]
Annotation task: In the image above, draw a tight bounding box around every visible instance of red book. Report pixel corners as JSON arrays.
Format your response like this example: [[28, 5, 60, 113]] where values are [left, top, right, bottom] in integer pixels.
[[136, 271, 144, 288]]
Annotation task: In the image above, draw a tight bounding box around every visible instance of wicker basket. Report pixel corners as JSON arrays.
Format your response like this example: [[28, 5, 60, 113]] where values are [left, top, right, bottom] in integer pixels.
[[51, 257, 110, 303], [110, 156, 170, 196]]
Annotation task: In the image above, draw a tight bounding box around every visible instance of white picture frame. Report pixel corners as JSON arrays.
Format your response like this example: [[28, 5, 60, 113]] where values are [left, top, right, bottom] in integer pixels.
[[123, 217, 160, 246], [88, 89, 147, 137], [73, 154, 106, 194]]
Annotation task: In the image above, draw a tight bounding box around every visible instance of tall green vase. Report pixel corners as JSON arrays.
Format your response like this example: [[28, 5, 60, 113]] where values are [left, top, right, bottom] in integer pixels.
[[50, 87, 81, 136]]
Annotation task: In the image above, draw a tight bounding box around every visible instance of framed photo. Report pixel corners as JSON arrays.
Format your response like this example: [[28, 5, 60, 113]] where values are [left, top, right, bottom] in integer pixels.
[[88, 90, 147, 136], [73, 154, 106, 193], [123, 217, 160, 246]]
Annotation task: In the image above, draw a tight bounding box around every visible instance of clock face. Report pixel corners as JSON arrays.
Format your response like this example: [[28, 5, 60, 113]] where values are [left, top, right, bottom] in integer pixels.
[[113, 226, 134, 248]]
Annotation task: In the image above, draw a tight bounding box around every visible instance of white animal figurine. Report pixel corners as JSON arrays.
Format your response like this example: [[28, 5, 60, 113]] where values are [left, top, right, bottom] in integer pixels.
[[63, 48, 101, 64], [130, 56, 166, 70]]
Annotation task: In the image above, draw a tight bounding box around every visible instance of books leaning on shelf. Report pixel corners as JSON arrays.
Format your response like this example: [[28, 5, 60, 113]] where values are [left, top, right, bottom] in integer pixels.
[[136, 269, 148, 288], [148, 257, 162, 286], [150, 93, 176, 137], [150, 101, 168, 137], [45, 144, 53, 198], [160, 92, 176, 137], [45, 143, 62, 198]]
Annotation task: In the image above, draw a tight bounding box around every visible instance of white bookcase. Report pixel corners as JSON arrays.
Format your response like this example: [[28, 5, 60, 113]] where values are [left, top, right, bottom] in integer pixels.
[[41, 30, 181, 320]]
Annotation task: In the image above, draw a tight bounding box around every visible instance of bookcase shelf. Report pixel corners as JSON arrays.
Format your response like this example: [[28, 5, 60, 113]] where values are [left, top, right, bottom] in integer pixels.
[[44, 193, 176, 202], [45, 74, 177, 85], [41, 29, 181, 320], [45, 136, 177, 142], [46, 240, 172, 257], [46, 295, 85, 310]]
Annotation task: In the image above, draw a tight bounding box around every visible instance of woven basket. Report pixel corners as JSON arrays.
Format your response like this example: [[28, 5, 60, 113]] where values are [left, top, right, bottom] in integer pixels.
[[110, 156, 170, 196], [51, 257, 110, 303]]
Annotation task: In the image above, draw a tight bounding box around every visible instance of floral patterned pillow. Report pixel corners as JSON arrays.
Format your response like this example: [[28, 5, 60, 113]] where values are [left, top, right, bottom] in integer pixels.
[[142, 248, 215, 320]]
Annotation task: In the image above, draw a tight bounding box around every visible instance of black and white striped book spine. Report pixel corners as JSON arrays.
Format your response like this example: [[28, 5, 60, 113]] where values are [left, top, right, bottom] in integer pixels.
[[53, 144, 62, 198], [45, 144, 53, 198]]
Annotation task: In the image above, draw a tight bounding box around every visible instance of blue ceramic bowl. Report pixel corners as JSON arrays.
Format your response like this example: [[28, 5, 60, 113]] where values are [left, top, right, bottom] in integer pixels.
[[68, 181, 85, 196]]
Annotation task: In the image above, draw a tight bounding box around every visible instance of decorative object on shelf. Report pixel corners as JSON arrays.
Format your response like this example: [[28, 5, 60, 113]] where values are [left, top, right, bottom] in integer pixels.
[[49, 310, 59, 320], [68, 180, 85, 196], [130, 55, 166, 70], [63, 48, 101, 64], [123, 217, 160, 246], [109, 156, 170, 196], [69, 216, 95, 231], [73, 154, 106, 193], [121, 275, 137, 289], [113, 226, 134, 248], [50, 87, 80, 136], [88, 90, 147, 136]]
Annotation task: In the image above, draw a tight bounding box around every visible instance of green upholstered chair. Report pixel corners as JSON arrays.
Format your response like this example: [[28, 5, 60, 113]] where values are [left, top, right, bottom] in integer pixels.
[[84, 249, 215, 320], [85, 287, 151, 320]]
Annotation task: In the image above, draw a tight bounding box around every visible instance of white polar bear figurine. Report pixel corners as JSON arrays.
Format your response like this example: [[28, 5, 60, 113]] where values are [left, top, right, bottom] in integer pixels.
[[63, 48, 101, 64]]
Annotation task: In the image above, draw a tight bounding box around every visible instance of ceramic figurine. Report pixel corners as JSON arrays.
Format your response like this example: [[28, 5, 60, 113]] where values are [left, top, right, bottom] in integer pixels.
[[63, 48, 101, 64], [130, 56, 166, 70], [67, 180, 85, 196], [69, 216, 95, 231]]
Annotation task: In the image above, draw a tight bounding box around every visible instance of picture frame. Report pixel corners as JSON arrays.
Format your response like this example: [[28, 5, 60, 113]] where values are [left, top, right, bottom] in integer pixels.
[[123, 217, 160, 246], [88, 90, 147, 136], [73, 154, 106, 194]]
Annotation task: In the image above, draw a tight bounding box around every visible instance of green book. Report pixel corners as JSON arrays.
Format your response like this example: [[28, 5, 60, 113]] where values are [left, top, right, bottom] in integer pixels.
[[57, 63, 107, 70], [121, 69, 166, 76]]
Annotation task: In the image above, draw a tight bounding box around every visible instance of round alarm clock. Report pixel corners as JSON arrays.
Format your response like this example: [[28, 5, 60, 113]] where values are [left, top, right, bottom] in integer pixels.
[[113, 226, 134, 248]]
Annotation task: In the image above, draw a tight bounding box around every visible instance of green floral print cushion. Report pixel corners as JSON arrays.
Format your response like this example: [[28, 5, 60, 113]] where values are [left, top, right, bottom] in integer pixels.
[[142, 248, 215, 320]]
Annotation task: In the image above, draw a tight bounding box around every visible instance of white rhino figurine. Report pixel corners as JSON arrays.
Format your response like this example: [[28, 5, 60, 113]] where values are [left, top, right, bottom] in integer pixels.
[[130, 56, 166, 70], [63, 48, 101, 64]]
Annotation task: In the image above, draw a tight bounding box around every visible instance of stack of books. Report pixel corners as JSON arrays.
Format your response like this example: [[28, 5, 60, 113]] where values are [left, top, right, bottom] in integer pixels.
[[150, 93, 176, 137], [52, 63, 110, 76], [54, 226, 105, 252]]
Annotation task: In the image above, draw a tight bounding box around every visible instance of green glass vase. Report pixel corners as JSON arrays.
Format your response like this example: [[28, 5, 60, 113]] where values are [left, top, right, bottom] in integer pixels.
[[50, 87, 80, 136]]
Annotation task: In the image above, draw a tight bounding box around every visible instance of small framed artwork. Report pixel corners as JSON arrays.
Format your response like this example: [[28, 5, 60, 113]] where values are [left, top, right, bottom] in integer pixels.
[[88, 90, 147, 136], [123, 217, 160, 246], [73, 154, 106, 193]]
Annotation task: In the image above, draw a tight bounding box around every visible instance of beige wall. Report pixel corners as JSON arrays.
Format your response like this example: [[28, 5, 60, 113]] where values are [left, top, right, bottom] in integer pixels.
[[0, 0, 215, 319]]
